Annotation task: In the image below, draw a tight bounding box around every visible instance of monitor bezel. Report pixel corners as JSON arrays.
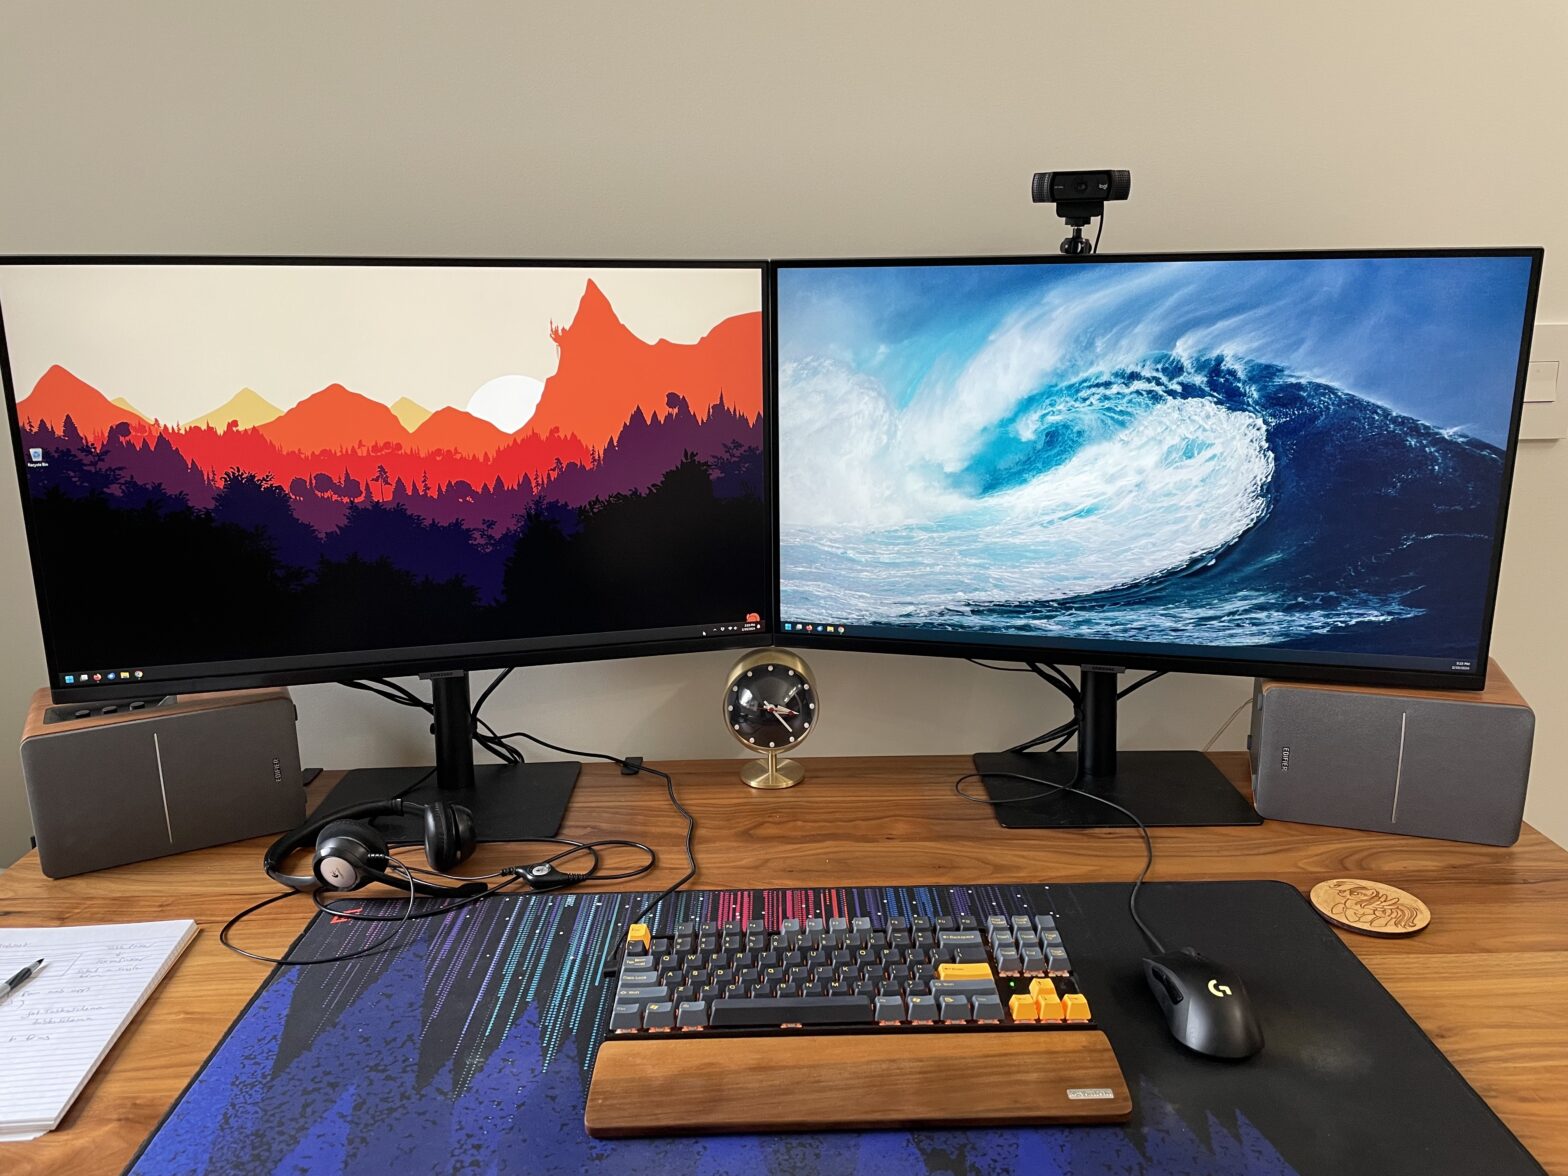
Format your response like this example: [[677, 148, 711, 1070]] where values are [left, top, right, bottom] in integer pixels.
[[1, 254, 777, 702], [767, 246, 1544, 692]]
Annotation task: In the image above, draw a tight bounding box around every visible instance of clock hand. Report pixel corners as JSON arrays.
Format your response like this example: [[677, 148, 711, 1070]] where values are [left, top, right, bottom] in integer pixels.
[[772, 708, 794, 733]]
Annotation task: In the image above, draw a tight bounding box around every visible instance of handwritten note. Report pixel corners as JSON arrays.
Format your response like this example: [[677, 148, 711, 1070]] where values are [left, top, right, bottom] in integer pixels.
[[0, 920, 197, 1141]]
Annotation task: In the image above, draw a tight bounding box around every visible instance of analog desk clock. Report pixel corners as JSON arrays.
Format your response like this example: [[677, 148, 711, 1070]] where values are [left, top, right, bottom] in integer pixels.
[[724, 648, 818, 789]]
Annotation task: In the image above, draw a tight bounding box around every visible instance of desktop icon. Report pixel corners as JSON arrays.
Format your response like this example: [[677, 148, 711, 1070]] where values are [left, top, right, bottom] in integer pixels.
[[28, 447, 43, 462], [745, 612, 761, 624], [64, 675, 74, 684], [784, 622, 793, 631], [134, 670, 143, 679], [91, 673, 102, 682]]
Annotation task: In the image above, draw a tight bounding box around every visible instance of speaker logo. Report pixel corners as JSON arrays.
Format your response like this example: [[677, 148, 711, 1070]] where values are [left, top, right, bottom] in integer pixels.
[[1279, 746, 1291, 773]]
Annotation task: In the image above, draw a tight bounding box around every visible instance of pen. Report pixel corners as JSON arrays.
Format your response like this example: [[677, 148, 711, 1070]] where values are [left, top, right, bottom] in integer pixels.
[[0, 958, 45, 1002]]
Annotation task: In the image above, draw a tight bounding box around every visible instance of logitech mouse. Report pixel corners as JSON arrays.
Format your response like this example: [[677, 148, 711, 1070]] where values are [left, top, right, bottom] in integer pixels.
[[1142, 946, 1264, 1059]]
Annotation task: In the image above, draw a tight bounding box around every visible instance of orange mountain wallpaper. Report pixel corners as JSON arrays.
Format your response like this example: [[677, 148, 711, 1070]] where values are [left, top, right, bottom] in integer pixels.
[[8, 265, 767, 674]]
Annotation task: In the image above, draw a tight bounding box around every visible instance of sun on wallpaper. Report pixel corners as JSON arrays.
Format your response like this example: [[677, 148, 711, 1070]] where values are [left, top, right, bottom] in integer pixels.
[[7, 264, 767, 669]]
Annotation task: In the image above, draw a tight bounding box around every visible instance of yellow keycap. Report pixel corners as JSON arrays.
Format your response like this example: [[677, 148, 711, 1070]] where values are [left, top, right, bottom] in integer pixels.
[[937, 962, 993, 981], [1028, 978, 1059, 1003], [1030, 978, 1063, 1020], [1008, 994, 1039, 1022], [627, 923, 652, 952], [1063, 993, 1091, 1021]]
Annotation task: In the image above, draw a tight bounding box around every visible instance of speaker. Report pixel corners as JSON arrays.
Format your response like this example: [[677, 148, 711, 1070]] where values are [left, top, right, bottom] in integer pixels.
[[1248, 660, 1533, 846], [20, 687, 305, 878]]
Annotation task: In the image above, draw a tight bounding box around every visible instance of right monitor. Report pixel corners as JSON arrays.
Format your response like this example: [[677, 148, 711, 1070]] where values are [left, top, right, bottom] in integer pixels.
[[772, 249, 1543, 689]]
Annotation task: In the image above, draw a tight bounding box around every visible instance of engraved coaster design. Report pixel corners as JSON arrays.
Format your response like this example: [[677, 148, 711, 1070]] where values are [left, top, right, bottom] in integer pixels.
[[1310, 878, 1431, 937]]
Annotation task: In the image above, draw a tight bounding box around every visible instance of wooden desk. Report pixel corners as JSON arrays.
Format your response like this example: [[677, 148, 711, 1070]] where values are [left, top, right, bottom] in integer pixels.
[[2, 753, 1565, 1173]]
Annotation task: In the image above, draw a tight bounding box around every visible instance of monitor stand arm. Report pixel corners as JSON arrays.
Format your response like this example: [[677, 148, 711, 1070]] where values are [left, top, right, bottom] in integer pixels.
[[973, 667, 1261, 829], [313, 670, 581, 844]]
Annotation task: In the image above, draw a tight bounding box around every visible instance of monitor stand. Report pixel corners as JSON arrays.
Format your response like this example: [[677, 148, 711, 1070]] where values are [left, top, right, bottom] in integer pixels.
[[315, 670, 580, 844], [974, 668, 1261, 829]]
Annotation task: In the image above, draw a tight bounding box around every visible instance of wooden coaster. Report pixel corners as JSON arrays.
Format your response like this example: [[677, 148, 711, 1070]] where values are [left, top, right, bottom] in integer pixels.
[[1310, 878, 1431, 937]]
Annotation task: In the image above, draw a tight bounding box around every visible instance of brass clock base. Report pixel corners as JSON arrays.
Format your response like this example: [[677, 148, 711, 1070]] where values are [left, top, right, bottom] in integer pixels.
[[741, 752, 805, 790]]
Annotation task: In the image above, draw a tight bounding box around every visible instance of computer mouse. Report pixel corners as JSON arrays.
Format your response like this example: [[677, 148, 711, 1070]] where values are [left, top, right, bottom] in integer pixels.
[[1141, 946, 1264, 1059]]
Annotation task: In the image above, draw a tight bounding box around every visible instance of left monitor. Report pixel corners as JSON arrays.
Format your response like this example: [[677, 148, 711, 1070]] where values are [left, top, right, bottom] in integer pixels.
[[1, 257, 771, 842]]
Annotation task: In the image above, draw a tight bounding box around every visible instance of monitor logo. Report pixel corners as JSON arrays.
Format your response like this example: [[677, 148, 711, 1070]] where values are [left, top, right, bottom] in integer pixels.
[[1279, 746, 1291, 773], [271, 757, 283, 784], [1207, 979, 1233, 998]]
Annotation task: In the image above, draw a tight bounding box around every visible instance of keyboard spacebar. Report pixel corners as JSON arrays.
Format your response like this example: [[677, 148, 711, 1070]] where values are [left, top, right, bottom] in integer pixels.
[[709, 996, 874, 1027]]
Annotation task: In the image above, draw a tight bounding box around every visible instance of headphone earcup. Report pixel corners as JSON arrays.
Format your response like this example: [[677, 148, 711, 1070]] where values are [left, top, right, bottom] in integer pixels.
[[422, 803, 476, 873], [313, 819, 388, 891]]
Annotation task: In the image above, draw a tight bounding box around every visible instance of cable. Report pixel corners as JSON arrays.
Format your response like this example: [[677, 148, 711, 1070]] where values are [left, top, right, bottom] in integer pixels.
[[1203, 696, 1253, 753], [220, 857, 421, 965], [1093, 208, 1106, 253], [954, 769, 1165, 955]]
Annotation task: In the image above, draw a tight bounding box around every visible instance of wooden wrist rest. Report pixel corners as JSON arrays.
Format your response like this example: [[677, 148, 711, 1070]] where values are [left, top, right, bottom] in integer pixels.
[[584, 1030, 1131, 1137]]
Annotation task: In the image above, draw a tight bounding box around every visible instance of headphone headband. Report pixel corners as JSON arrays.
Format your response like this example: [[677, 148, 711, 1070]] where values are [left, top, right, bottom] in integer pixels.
[[263, 799, 413, 890]]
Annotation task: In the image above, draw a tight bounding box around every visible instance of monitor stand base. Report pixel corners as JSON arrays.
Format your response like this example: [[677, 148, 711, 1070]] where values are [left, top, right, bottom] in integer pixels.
[[973, 750, 1260, 829], [315, 761, 581, 844]]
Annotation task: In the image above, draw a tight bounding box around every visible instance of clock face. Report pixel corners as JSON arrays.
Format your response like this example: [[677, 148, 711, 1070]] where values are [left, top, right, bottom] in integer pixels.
[[727, 661, 815, 751]]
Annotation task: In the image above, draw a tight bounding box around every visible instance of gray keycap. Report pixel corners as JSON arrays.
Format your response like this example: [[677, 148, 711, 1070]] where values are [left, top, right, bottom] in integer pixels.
[[875, 995, 906, 1022], [1042, 930, 1063, 947], [939, 994, 970, 1021], [907, 995, 938, 1022], [616, 986, 671, 1003], [931, 979, 1001, 997], [805, 918, 826, 934], [643, 1002, 676, 1029], [1020, 946, 1047, 972], [972, 994, 1005, 1021], [851, 916, 873, 932], [1013, 915, 1034, 929], [1047, 948, 1071, 972], [988, 915, 1012, 932], [609, 1003, 643, 1031], [781, 919, 802, 934], [1034, 915, 1057, 934], [829, 917, 849, 933], [618, 970, 659, 988], [676, 1000, 708, 1027], [995, 948, 1023, 973], [937, 930, 984, 947]]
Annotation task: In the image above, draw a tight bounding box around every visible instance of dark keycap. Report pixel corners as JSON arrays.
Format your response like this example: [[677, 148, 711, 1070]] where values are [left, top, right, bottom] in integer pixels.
[[676, 921, 696, 937], [957, 915, 979, 931], [829, 980, 852, 996], [887, 917, 909, 932], [699, 934, 718, 952], [779, 982, 801, 997], [911, 916, 932, 932], [709, 996, 875, 1027], [936, 916, 957, 931], [952, 945, 989, 964], [651, 938, 670, 954]]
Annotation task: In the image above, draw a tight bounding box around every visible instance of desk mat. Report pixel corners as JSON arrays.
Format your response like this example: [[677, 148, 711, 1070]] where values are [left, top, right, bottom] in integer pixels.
[[127, 881, 1541, 1175]]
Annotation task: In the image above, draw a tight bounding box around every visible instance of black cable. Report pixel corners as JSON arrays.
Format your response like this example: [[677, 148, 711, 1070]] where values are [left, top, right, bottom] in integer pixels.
[[1093, 209, 1106, 253], [1117, 670, 1165, 698], [965, 658, 1040, 673], [954, 769, 1165, 955], [219, 858, 422, 965]]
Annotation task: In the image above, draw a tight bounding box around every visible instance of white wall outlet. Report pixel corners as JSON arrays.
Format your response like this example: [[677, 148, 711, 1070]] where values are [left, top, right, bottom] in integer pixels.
[[1521, 323, 1567, 441]]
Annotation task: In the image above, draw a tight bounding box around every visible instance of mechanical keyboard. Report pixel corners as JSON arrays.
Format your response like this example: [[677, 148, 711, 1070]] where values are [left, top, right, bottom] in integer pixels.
[[584, 884, 1132, 1136]]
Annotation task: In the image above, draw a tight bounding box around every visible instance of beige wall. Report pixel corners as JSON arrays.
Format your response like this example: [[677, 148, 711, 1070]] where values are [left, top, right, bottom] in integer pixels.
[[1, 1, 1564, 865]]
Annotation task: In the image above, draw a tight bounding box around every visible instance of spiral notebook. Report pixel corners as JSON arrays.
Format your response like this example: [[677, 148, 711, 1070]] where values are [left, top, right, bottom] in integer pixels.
[[0, 919, 197, 1141]]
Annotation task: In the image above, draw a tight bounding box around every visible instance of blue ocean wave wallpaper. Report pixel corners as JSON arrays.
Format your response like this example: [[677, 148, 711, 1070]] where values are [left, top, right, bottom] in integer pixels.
[[776, 256, 1534, 665]]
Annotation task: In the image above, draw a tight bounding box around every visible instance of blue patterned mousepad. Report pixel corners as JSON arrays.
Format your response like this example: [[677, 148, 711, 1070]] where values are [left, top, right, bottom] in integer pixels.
[[127, 881, 1540, 1175]]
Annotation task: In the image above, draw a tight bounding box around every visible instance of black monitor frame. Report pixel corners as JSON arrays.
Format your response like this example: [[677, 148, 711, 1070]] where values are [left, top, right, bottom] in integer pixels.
[[2, 254, 777, 843], [2, 254, 777, 705], [769, 247, 1543, 829], [767, 247, 1543, 693]]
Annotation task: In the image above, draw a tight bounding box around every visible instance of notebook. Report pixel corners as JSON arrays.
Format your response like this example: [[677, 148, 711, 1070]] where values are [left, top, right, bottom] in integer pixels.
[[0, 919, 198, 1141]]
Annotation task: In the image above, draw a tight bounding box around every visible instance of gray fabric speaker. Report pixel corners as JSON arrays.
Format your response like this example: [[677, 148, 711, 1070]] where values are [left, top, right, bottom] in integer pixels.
[[1248, 660, 1533, 846], [19, 687, 305, 877]]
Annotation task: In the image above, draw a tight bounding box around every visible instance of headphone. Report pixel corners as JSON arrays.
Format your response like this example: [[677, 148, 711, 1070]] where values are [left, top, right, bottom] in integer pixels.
[[263, 799, 488, 898]]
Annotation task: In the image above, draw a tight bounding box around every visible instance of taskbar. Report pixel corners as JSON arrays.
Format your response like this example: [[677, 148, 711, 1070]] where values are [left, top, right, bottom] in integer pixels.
[[777, 619, 1479, 677]]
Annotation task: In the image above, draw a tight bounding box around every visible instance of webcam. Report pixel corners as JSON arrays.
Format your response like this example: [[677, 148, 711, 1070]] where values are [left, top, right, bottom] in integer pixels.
[[1031, 169, 1131, 254]]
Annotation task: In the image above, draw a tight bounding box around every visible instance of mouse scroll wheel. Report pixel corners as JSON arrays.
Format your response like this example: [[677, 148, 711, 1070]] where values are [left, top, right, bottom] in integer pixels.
[[1153, 968, 1184, 1004]]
